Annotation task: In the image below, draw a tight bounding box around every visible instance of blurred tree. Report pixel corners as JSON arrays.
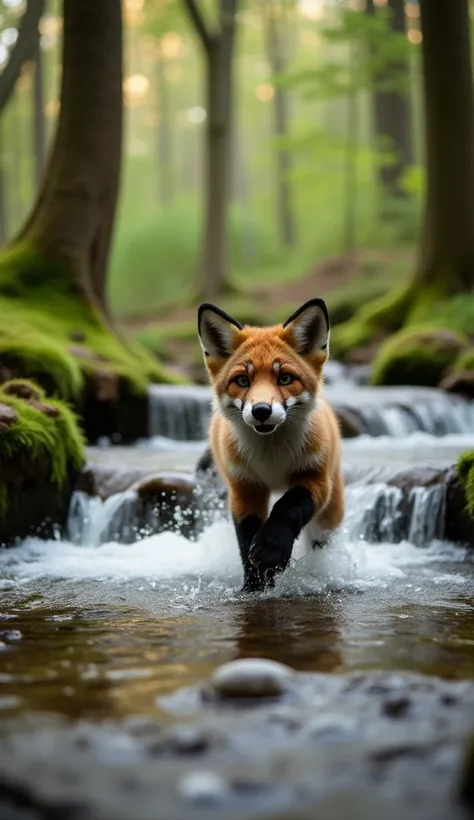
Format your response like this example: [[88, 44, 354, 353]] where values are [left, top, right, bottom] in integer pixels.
[[415, 0, 474, 293], [0, 0, 44, 114], [182, 0, 237, 298], [141, 0, 184, 207], [261, 0, 296, 247], [365, 0, 413, 215], [334, 0, 474, 355], [16, 0, 122, 314], [32, 23, 45, 188]]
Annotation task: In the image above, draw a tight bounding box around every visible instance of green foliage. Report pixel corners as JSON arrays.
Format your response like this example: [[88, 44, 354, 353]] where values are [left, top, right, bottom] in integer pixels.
[[0, 243, 178, 396], [457, 451, 474, 518], [277, 7, 413, 98], [371, 327, 468, 387], [0, 379, 85, 496]]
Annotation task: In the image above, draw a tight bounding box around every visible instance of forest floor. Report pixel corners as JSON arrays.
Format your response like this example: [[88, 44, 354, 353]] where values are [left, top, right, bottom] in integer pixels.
[[118, 246, 414, 381]]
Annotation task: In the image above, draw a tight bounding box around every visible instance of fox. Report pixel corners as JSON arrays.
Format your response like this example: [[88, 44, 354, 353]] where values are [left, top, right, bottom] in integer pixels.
[[197, 298, 344, 593]]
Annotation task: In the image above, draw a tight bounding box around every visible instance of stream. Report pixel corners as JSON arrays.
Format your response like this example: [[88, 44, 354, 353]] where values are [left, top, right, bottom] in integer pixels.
[[1, 380, 474, 818]]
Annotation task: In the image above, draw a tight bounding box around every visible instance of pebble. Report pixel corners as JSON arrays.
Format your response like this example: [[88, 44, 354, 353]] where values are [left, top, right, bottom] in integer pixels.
[[209, 658, 296, 700], [178, 771, 228, 804]]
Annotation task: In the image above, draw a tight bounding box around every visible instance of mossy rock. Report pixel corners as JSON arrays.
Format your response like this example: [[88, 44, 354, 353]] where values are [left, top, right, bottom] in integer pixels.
[[457, 451, 474, 519], [0, 378, 85, 544], [370, 327, 468, 387]]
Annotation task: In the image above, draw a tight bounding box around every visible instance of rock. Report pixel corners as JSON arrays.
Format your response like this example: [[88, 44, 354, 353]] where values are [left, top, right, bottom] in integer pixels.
[[440, 370, 474, 400], [371, 328, 467, 388], [208, 658, 295, 700], [178, 771, 228, 804], [459, 734, 474, 808], [0, 402, 17, 428], [0, 380, 84, 546]]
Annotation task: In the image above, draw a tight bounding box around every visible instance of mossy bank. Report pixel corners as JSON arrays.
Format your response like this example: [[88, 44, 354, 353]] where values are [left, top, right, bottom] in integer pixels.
[[0, 245, 182, 442], [0, 379, 85, 545]]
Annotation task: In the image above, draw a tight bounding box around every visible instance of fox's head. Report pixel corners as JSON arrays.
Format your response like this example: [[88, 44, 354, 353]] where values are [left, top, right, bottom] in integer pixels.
[[197, 299, 330, 436]]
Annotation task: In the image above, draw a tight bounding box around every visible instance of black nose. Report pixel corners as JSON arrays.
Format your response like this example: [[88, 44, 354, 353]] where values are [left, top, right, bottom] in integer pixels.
[[252, 403, 272, 422]]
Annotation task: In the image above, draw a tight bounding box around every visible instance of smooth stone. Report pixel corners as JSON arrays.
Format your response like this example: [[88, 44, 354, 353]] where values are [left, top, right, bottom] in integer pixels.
[[178, 770, 228, 804], [209, 658, 295, 699]]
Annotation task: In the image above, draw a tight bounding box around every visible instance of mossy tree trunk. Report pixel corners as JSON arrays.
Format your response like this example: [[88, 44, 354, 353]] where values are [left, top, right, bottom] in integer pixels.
[[332, 0, 474, 360], [365, 0, 413, 214], [415, 0, 474, 295], [182, 0, 237, 300], [17, 0, 122, 315]]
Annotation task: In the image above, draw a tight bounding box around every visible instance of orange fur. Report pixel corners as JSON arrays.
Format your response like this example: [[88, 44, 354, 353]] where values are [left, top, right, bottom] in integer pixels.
[[198, 298, 344, 588]]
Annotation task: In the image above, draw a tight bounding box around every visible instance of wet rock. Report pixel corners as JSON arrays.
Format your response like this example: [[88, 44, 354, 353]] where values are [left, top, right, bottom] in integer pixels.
[[441, 370, 474, 400], [0, 381, 84, 546], [459, 733, 474, 808], [382, 696, 411, 719], [0, 402, 17, 429], [208, 658, 296, 700], [178, 771, 228, 804]]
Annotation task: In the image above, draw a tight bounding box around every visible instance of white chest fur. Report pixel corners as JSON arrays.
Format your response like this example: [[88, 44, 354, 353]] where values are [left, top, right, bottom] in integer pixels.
[[229, 418, 323, 491]]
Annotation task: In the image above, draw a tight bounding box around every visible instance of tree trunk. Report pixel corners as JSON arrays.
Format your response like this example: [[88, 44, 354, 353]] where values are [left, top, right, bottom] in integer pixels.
[[0, 0, 44, 115], [0, 124, 7, 243], [17, 0, 123, 313], [198, 3, 236, 299], [156, 54, 173, 208], [264, 2, 296, 247], [366, 0, 413, 209], [416, 0, 474, 292], [32, 25, 46, 188]]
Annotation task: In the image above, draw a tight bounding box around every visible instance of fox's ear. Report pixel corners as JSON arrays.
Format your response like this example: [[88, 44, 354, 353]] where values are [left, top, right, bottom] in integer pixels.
[[282, 298, 330, 358], [198, 303, 243, 359]]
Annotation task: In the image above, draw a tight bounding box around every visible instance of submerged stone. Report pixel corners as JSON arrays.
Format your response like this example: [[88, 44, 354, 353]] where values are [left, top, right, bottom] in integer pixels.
[[208, 658, 295, 700], [178, 770, 228, 804]]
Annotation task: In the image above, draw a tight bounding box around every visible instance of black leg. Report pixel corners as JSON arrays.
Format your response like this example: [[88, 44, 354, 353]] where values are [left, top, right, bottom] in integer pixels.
[[233, 514, 266, 592], [248, 486, 315, 590]]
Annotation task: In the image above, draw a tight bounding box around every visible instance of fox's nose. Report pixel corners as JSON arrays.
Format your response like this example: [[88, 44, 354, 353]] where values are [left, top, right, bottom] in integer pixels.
[[252, 403, 272, 423]]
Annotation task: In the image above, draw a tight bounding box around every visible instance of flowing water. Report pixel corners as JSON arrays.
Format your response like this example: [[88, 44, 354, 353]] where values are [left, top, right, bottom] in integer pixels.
[[2, 384, 474, 818]]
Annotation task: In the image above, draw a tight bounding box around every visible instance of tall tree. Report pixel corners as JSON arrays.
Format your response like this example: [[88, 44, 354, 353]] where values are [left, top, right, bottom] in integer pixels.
[[0, 0, 44, 114], [333, 0, 474, 356], [17, 0, 123, 313], [32, 24, 46, 188], [365, 0, 413, 213], [155, 50, 174, 208], [261, 0, 296, 247], [416, 0, 474, 293], [182, 0, 237, 299]]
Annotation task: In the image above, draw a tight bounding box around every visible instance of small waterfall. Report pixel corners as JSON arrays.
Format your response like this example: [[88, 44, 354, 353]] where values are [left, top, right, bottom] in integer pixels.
[[67, 488, 196, 546], [344, 483, 446, 546], [148, 385, 211, 441], [148, 384, 474, 441]]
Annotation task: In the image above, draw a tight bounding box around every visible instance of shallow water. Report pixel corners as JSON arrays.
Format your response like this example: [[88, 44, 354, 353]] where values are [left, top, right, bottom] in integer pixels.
[[1, 517, 474, 723]]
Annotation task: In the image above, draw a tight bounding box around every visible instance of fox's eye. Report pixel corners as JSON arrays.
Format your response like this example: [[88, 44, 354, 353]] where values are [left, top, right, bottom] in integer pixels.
[[235, 374, 250, 388], [278, 372, 293, 386]]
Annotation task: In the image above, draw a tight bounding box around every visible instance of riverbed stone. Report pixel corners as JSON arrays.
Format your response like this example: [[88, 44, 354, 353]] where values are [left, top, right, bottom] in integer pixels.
[[0, 671, 473, 820], [208, 658, 296, 700]]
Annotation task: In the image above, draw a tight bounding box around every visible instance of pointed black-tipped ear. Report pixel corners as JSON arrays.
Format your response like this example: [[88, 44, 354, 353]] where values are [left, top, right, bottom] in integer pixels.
[[282, 298, 330, 357], [197, 303, 243, 359]]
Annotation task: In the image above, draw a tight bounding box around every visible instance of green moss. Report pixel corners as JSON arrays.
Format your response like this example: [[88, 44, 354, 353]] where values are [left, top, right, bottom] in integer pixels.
[[370, 327, 467, 387], [0, 243, 182, 399], [457, 451, 474, 518], [0, 379, 85, 518], [453, 349, 474, 372], [331, 283, 414, 359], [0, 335, 82, 399]]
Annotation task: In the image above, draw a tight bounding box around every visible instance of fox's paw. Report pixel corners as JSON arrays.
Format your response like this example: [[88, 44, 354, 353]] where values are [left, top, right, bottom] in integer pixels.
[[244, 527, 293, 591]]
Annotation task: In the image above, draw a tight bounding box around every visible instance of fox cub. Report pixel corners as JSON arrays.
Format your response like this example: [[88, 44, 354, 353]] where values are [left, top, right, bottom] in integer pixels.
[[197, 298, 344, 592]]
